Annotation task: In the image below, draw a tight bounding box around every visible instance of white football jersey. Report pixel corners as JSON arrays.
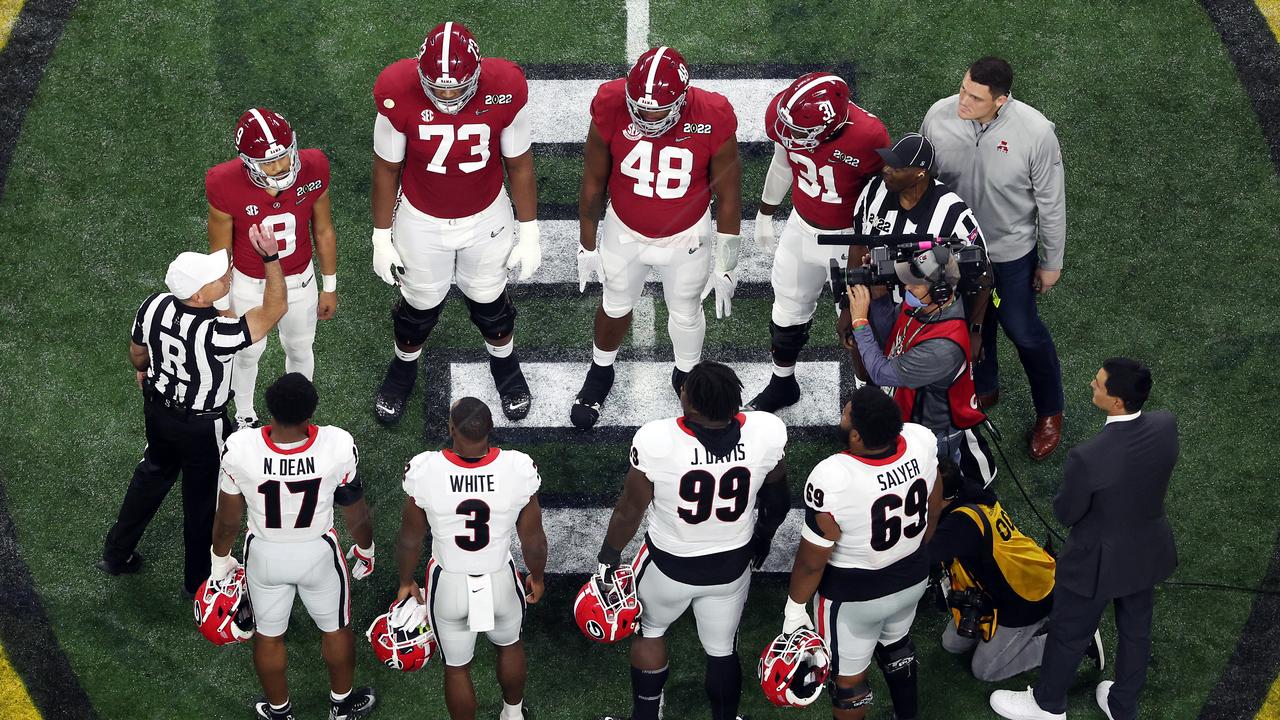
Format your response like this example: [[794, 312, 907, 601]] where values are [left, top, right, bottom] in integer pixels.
[[633, 411, 788, 557], [402, 447, 541, 576], [219, 425, 359, 543], [802, 423, 939, 570]]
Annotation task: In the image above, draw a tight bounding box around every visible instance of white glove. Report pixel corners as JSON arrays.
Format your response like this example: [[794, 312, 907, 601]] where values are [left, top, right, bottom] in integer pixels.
[[506, 220, 542, 281], [782, 597, 814, 635], [754, 211, 777, 254], [371, 228, 404, 286], [713, 232, 742, 274], [577, 246, 602, 293], [389, 595, 428, 631], [701, 270, 738, 319], [347, 543, 375, 581], [213, 295, 231, 312], [209, 547, 239, 583]]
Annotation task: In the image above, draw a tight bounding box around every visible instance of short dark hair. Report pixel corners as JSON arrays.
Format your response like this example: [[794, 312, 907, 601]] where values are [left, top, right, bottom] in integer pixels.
[[265, 373, 318, 426], [450, 397, 494, 442], [968, 56, 1013, 98], [847, 386, 903, 449], [1102, 357, 1152, 412], [684, 361, 743, 422]]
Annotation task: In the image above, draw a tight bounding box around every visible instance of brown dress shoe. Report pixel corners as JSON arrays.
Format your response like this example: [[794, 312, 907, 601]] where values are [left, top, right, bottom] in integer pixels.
[[1029, 413, 1063, 461], [977, 390, 1000, 410]]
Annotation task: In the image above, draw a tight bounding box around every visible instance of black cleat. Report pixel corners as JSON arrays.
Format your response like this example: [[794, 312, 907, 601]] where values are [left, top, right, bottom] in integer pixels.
[[745, 373, 801, 413], [329, 686, 376, 720], [374, 358, 418, 425], [671, 367, 688, 397], [254, 699, 295, 720], [571, 363, 615, 429], [1085, 628, 1106, 671], [95, 551, 143, 576], [491, 354, 532, 421]]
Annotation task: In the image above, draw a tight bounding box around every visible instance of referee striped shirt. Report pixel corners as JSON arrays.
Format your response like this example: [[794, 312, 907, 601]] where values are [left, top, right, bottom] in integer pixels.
[[853, 176, 987, 248], [131, 292, 252, 412]]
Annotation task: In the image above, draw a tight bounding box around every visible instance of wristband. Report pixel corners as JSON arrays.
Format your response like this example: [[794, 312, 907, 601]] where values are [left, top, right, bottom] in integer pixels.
[[322, 274, 337, 293], [372, 227, 392, 243], [262, 253, 280, 263], [851, 318, 870, 331]]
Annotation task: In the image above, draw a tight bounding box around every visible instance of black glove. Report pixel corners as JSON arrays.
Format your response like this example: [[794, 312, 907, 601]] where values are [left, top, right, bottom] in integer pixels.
[[598, 541, 622, 584], [750, 530, 772, 570]]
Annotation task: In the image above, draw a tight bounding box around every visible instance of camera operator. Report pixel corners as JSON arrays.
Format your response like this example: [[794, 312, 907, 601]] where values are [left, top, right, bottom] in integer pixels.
[[927, 462, 1101, 682], [844, 247, 996, 485]]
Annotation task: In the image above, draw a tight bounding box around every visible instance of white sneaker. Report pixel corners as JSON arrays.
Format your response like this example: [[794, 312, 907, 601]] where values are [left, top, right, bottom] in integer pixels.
[[989, 686, 1065, 720], [1096, 681, 1116, 720]]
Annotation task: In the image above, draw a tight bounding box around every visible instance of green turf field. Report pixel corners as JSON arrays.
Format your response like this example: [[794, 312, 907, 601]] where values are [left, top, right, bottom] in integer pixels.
[[1, 1, 1279, 719]]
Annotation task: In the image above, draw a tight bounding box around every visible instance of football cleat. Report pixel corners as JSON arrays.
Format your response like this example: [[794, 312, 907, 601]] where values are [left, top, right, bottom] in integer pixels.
[[374, 358, 418, 425], [329, 686, 376, 720], [745, 374, 801, 413], [671, 367, 688, 398], [574, 565, 641, 643], [254, 699, 295, 720], [491, 355, 532, 421], [571, 363, 615, 429], [759, 628, 831, 708], [94, 551, 143, 576]]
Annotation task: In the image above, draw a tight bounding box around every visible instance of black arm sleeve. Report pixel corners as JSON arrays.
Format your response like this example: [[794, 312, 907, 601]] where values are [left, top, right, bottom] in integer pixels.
[[333, 478, 365, 507], [926, 512, 984, 567], [754, 480, 791, 540]]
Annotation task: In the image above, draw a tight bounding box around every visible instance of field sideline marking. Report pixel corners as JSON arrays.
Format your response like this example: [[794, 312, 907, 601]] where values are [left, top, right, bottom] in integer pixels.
[[1261, 1, 1280, 40], [625, 0, 649, 64], [0, 641, 39, 719], [0, 0, 22, 49]]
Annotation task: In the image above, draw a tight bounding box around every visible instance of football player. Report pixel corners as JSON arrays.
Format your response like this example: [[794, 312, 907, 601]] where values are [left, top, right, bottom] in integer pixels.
[[207, 108, 337, 429], [781, 386, 943, 720], [371, 21, 540, 425], [595, 361, 789, 720], [571, 46, 742, 429], [396, 397, 547, 720], [746, 73, 889, 413], [210, 373, 377, 720]]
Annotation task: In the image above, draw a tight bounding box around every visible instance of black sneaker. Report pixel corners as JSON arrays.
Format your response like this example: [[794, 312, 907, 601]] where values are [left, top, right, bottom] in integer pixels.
[[745, 373, 801, 413], [329, 687, 376, 720], [571, 363, 615, 429], [94, 551, 144, 576], [253, 699, 295, 720], [491, 354, 532, 421], [374, 358, 418, 425], [1085, 628, 1106, 671], [671, 367, 688, 397]]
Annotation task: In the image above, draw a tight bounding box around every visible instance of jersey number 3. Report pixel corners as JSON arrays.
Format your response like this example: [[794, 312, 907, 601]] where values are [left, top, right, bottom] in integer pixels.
[[455, 499, 491, 551], [869, 478, 928, 551]]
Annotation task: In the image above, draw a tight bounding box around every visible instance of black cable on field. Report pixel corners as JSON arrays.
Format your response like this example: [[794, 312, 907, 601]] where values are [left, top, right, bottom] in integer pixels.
[[986, 423, 1280, 597]]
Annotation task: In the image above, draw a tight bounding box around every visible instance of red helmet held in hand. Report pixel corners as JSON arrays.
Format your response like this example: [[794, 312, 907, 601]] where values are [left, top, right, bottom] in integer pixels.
[[193, 566, 255, 646], [759, 628, 831, 707], [573, 565, 642, 643], [366, 597, 437, 671]]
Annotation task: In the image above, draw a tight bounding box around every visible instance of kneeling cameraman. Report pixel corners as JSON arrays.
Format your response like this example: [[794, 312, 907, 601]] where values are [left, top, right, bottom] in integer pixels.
[[928, 463, 1101, 681]]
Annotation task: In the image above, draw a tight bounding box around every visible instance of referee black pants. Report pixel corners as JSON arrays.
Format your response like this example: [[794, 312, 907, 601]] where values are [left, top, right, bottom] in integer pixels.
[[103, 402, 231, 594]]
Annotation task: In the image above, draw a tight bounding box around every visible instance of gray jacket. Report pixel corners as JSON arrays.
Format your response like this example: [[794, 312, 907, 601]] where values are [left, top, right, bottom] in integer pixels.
[[920, 95, 1066, 269]]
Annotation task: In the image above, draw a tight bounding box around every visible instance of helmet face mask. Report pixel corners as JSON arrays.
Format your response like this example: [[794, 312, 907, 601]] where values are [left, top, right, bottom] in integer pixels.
[[235, 108, 301, 191], [417, 21, 482, 115], [625, 46, 690, 138]]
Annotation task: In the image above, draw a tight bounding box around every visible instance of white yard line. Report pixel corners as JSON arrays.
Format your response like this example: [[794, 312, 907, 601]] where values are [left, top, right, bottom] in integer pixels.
[[631, 295, 656, 347], [625, 0, 650, 64], [452, 360, 841, 428]]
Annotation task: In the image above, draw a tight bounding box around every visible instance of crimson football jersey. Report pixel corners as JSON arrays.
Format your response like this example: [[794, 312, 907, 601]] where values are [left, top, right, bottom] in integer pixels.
[[591, 80, 737, 239], [765, 94, 888, 229], [205, 148, 330, 278], [374, 57, 528, 219]]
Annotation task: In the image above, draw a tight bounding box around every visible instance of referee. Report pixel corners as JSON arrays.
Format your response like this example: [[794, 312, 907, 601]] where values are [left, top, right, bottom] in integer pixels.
[[99, 221, 286, 598]]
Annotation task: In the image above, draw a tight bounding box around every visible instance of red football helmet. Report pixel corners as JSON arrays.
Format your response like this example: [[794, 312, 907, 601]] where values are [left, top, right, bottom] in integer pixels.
[[366, 597, 437, 671], [625, 46, 690, 137], [758, 628, 831, 707], [417, 21, 482, 114], [773, 72, 850, 151], [235, 108, 300, 191], [193, 566, 255, 646], [573, 565, 642, 643]]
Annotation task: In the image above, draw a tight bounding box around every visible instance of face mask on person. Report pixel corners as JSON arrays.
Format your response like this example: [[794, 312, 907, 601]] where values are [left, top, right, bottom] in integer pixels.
[[904, 290, 928, 309]]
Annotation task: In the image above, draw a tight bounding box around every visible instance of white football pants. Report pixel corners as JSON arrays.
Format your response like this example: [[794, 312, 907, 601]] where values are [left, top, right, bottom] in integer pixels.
[[229, 264, 318, 420]]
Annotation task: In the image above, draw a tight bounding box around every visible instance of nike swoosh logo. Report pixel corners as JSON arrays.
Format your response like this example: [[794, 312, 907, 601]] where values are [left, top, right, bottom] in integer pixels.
[[471, 588, 482, 593], [376, 401, 395, 413], [491, 227, 505, 238], [476, 108, 491, 115], [688, 248, 697, 254], [674, 136, 692, 142]]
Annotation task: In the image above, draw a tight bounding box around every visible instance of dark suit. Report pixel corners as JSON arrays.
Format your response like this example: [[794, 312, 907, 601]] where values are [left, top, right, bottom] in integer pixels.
[[1033, 411, 1178, 719]]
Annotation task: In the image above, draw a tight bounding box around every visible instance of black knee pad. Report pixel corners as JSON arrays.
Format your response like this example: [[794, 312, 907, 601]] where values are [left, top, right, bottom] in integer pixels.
[[464, 292, 517, 340], [875, 636, 918, 678], [830, 677, 873, 711], [392, 298, 444, 346], [769, 320, 812, 364]]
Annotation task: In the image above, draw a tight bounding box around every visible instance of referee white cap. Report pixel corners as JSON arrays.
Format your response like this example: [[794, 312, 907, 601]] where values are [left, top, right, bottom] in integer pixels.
[[165, 248, 229, 299]]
